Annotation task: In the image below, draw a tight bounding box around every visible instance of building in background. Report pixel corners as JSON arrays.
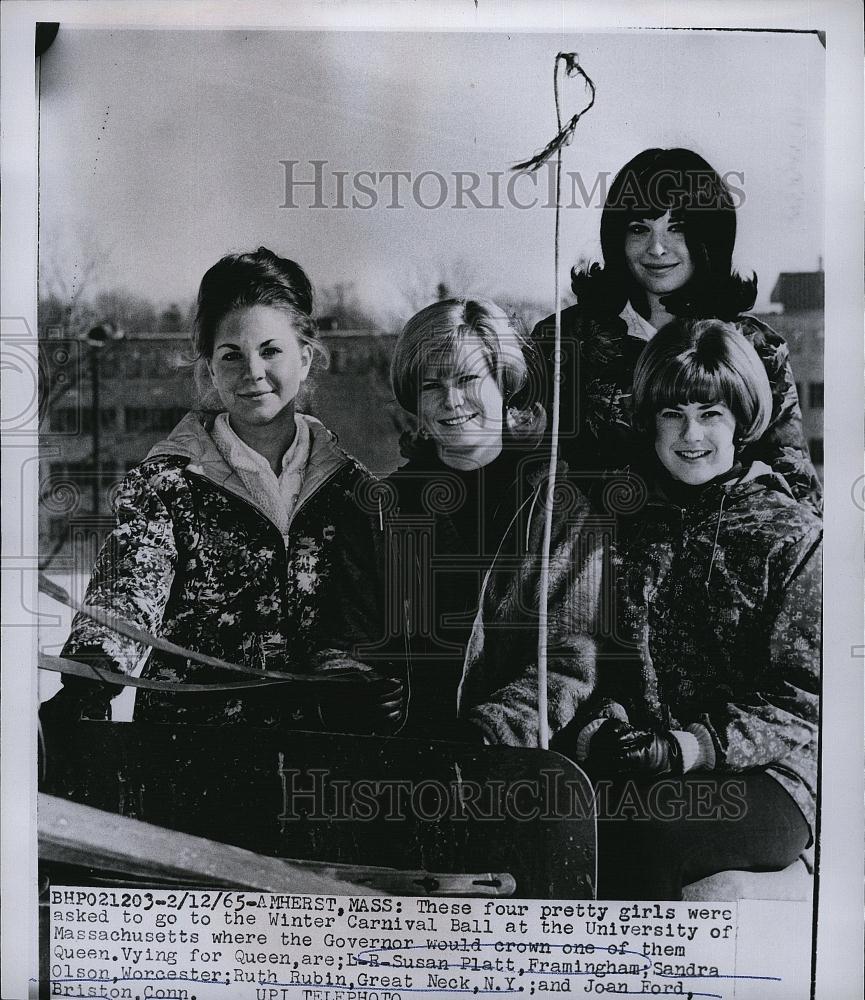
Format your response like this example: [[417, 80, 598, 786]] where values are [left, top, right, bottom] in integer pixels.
[[754, 265, 824, 480], [39, 326, 401, 568]]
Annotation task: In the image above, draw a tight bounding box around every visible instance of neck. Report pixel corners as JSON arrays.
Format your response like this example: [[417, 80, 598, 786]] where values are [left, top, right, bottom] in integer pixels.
[[229, 405, 298, 473], [438, 439, 503, 471], [634, 292, 675, 332]]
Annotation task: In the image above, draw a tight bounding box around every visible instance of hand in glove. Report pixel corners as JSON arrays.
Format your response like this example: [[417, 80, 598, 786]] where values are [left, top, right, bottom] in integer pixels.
[[586, 718, 682, 779], [39, 682, 111, 727], [318, 674, 405, 735]]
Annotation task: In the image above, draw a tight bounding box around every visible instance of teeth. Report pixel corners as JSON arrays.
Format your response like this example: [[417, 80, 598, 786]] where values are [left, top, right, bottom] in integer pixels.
[[441, 414, 475, 426], [678, 451, 710, 459]]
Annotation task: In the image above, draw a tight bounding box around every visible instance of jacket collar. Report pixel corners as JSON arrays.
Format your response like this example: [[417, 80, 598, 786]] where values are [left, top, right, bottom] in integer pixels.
[[640, 458, 795, 515], [145, 410, 351, 516]]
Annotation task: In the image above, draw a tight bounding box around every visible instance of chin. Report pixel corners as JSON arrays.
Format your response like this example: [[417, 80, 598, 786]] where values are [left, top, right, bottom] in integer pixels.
[[672, 464, 716, 485]]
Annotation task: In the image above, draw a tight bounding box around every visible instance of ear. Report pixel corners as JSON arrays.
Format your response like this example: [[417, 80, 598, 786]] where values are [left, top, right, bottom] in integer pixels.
[[298, 341, 315, 382]]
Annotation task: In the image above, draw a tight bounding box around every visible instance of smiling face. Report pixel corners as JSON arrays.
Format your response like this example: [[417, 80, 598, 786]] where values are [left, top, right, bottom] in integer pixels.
[[208, 305, 313, 431], [654, 400, 737, 485], [624, 210, 695, 297], [419, 338, 505, 469]]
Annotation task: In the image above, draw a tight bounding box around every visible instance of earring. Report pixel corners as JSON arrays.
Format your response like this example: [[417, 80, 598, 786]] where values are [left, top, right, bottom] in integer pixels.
[[419, 427, 430, 440]]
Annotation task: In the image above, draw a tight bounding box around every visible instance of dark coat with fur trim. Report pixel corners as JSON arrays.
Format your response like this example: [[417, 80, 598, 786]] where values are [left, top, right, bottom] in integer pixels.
[[60, 412, 382, 727], [456, 466, 604, 747], [382, 443, 550, 741]]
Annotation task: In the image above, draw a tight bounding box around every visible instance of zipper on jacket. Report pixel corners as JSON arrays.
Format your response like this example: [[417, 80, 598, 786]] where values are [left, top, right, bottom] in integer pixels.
[[187, 463, 353, 663]]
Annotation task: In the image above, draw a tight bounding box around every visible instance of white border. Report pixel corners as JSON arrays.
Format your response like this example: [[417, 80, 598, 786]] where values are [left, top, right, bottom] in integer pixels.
[[2, 3, 862, 999]]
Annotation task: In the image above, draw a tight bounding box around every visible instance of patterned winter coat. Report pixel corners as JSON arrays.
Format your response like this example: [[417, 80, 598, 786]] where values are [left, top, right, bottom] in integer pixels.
[[60, 412, 382, 727], [528, 307, 822, 513], [598, 463, 821, 836], [456, 465, 605, 746]]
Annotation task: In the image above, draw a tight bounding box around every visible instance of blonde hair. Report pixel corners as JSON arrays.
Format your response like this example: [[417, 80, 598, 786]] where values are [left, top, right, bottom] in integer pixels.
[[633, 318, 773, 445], [390, 298, 544, 444]]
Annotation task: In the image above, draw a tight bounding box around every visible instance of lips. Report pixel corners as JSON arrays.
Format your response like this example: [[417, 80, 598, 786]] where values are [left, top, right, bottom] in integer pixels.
[[675, 449, 712, 460], [238, 390, 272, 399], [439, 412, 478, 427], [642, 262, 680, 271]]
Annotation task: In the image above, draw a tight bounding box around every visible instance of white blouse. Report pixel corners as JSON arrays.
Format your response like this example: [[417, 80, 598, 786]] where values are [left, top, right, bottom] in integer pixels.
[[212, 411, 312, 542]]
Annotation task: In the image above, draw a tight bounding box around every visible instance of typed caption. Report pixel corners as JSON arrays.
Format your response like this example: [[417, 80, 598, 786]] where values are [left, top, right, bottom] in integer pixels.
[[44, 888, 812, 1000]]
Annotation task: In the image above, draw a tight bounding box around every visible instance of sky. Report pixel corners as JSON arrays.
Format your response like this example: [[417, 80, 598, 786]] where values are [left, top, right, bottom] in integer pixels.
[[37, 26, 825, 321]]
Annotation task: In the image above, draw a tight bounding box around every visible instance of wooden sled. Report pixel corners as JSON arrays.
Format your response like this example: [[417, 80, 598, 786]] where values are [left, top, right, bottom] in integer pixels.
[[39, 721, 596, 899]]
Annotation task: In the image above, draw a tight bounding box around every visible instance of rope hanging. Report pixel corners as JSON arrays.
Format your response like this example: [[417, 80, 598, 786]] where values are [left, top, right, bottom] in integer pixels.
[[37, 572, 371, 690], [513, 53, 596, 750]]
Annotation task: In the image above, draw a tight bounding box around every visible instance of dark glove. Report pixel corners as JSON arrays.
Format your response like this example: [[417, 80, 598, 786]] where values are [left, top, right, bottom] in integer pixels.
[[39, 682, 111, 726], [549, 715, 586, 759], [586, 718, 682, 779], [318, 674, 405, 735]]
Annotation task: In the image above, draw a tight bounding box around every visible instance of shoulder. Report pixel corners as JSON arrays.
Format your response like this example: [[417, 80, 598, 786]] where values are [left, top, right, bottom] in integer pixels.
[[727, 484, 822, 554], [122, 454, 193, 495], [532, 303, 611, 341], [735, 314, 791, 361]]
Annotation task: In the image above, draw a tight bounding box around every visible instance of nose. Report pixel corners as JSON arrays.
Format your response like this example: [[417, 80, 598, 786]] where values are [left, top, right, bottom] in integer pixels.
[[681, 416, 702, 443], [243, 354, 266, 381], [442, 384, 464, 409], [647, 231, 667, 257]]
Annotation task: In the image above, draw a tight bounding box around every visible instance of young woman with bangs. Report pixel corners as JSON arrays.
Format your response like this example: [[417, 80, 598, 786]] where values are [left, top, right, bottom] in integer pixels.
[[547, 318, 821, 899]]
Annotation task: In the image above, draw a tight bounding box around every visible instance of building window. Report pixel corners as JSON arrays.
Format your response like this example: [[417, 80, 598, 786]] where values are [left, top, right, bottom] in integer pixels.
[[48, 407, 117, 433], [124, 406, 187, 433], [808, 382, 824, 409], [808, 437, 823, 465]]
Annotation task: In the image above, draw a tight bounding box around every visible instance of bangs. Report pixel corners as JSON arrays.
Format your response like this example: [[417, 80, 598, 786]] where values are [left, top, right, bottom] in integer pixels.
[[632, 319, 773, 445], [615, 168, 690, 218], [417, 329, 496, 381], [650, 357, 735, 412]]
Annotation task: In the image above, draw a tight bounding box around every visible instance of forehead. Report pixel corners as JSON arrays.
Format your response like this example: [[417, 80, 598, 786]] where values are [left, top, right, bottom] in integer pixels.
[[213, 305, 300, 347], [420, 336, 494, 378], [627, 208, 684, 226], [665, 400, 731, 412]]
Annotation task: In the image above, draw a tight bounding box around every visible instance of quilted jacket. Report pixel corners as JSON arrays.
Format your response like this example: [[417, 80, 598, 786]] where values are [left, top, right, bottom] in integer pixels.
[[59, 412, 382, 727], [599, 462, 821, 835]]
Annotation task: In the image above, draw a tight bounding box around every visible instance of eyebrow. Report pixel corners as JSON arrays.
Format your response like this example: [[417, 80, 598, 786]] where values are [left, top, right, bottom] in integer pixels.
[[215, 339, 277, 351]]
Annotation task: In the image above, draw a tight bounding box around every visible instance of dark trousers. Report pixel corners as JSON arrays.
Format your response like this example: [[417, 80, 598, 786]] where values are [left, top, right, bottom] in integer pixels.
[[595, 770, 811, 900]]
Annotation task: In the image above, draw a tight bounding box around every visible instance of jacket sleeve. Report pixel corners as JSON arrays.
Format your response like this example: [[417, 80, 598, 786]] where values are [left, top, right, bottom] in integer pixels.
[[458, 489, 604, 747], [58, 465, 179, 709], [686, 526, 821, 785], [740, 317, 823, 514], [305, 477, 394, 681]]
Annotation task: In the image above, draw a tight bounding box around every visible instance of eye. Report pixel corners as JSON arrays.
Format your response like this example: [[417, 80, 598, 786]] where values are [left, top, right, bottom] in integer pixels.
[[260, 346, 282, 358], [701, 409, 723, 420], [668, 220, 687, 234], [421, 380, 439, 392], [216, 350, 242, 362], [626, 221, 649, 235], [458, 374, 480, 385], [659, 409, 683, 420]]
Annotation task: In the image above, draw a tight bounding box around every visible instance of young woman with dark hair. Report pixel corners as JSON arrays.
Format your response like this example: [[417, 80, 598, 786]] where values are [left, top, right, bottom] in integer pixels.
[[547, 318, 821, 899], [41, 247, 401, 732], [529, 147, 821, 512]]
